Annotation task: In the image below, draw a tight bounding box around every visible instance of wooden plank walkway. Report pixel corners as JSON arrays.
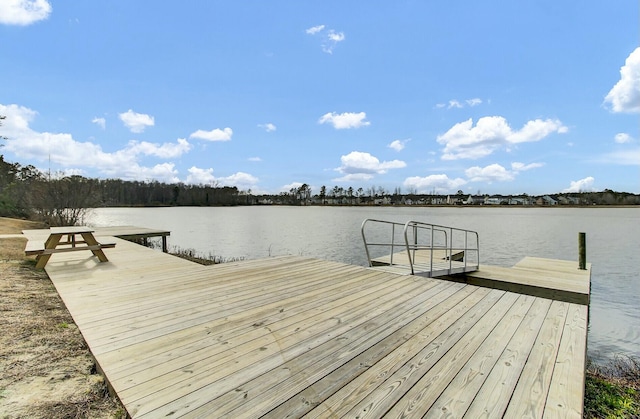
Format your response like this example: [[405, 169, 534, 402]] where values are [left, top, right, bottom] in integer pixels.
[[22, 229, 590, 418]]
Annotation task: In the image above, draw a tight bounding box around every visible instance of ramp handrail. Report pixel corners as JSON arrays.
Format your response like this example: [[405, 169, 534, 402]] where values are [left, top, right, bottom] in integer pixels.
[[361, 218, 480, 276]]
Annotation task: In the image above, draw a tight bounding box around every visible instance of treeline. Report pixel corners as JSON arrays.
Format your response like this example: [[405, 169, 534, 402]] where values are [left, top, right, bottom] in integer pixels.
[[1, 155, 639, 225], [0, 157, 241, 224], [266, 184, 640, 206], [98, 179, 240, 207]]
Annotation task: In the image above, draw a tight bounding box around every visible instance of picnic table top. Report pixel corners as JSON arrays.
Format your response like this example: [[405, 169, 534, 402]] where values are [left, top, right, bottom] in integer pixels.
[[49, 226, 95, 235]]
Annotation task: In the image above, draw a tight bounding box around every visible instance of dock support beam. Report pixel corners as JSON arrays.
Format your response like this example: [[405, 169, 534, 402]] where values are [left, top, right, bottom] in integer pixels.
[[578, 232, 586, 270]]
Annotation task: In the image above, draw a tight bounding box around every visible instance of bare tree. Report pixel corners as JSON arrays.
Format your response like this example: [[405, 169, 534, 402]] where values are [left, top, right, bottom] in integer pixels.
[[32, 174, 100, 226]]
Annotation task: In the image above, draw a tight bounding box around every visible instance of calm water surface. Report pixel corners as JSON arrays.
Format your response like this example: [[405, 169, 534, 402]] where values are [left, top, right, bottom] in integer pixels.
[[87, 206, 639, 361]]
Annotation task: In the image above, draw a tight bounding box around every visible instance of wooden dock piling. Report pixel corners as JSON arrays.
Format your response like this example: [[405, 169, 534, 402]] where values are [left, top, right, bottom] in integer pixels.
[[579, 232, 587, 270]]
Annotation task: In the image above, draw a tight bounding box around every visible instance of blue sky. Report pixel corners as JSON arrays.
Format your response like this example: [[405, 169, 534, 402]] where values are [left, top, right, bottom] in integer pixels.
[[1, 1, 638, 195]]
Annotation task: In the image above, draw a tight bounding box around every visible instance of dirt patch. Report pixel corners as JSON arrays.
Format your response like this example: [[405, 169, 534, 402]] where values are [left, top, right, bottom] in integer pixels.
[[0, 218, 125, 418]]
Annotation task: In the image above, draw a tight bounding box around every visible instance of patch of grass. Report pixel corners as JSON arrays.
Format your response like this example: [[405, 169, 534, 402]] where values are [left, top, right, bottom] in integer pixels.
[[0, 216, 46, 234], [585, 355, 640, 418]]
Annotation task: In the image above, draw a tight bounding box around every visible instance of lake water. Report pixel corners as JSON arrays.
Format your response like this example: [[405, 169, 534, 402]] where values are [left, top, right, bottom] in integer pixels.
[[86, 206, 639, 362]]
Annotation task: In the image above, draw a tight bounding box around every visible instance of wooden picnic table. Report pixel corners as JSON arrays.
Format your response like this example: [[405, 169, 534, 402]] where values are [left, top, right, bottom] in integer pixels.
[[26, 226, 116, 269]]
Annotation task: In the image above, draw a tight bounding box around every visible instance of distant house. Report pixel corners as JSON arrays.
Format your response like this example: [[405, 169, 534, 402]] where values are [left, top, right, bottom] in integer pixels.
[[464, 195, 484, 205], [537, 195, 558, 206], [484, 196, 505, 205], [509, 196, 533, 205], [557, 195, 580, 205]]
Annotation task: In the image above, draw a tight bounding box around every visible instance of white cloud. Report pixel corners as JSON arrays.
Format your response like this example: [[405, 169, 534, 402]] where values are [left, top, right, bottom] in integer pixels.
[[563, 177, 596, 193], [464, 162, 544, 183], [0, 0, 51, 25], [189, 127, 233, 141], [337, 151, 406, 174], [258, 123, 276, 132], [248, 156, 262, 162], [119, 109, 155, 133], [0, 103, 182, 182], [614, 133, 633, 144], [403, 174, 467, 194], [466, 98, 482, 107], [604, 47, 640, 114], [305, 25, 325, 35], [334, 151, 405, 182], [124, 138, 191, 158], [388, 139, 410, 152], [465, 164, 515, 182], [327, 30, 345, 42], [1, 103, 37, 131], [180, 166, 261, 187], [437, 98, 483, 109], [511, 161, 544, 171], [92, 117, 106, 129], [282, 182, 304, 192], [218, 172, 259, 189], [185, 167, 258, 189], [131, 163, 180, 183], [437, 116, 568, 160], [322, 30, 345, 54], [508, 118, 568, 143], [306, 24, 345, 54], [185, 166, 216, 185], [318, 112, 370, 129]]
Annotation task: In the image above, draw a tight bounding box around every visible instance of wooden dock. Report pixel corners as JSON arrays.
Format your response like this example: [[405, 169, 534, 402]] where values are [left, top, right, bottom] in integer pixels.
[[93, 225, 170, 252], [22, 228, 590, 418]]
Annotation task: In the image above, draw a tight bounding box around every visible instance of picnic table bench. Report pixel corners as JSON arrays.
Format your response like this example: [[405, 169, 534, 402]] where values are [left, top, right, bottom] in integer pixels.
[[25, 226, 116, 269]]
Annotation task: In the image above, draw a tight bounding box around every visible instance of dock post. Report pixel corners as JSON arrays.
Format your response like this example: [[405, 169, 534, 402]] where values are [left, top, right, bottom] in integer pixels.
[[578, 232, 586, 270]]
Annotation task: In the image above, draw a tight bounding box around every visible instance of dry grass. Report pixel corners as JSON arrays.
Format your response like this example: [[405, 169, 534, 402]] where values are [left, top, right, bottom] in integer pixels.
[[0, 217, 125, 418]]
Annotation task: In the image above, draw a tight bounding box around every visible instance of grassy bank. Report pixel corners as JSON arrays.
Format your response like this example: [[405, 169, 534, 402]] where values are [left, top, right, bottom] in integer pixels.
[[585, 356, 639, 418]]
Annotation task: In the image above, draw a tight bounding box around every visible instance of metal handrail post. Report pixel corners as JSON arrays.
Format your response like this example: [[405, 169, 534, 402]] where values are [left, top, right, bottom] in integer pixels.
[[390, 223, 395, 265], [475, 232, 480, 269], [361, 219, 373, 267], [413, 224, 418, 263], [448, 227, 452, 272], [464, 232, 468, 269], [403, 222, 414, 275], [430, 226, 434, 274]]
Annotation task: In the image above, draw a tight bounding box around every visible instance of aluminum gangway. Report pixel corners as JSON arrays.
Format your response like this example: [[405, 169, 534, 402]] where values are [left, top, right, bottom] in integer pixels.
[[361, 219, 480, 277]]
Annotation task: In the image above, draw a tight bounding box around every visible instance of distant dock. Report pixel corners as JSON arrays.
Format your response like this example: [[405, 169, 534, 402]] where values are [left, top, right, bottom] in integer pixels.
[[23, 226, 590, 418]]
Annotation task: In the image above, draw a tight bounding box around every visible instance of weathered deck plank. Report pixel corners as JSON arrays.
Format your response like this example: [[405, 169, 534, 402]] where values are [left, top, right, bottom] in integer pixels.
[[464, 296, 552, 417], [22, 227, 590, 418], [463, 257, 590, 304]]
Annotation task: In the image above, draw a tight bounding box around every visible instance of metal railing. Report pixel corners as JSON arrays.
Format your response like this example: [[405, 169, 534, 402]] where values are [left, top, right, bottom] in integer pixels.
[[361, 218, 480, 276]]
